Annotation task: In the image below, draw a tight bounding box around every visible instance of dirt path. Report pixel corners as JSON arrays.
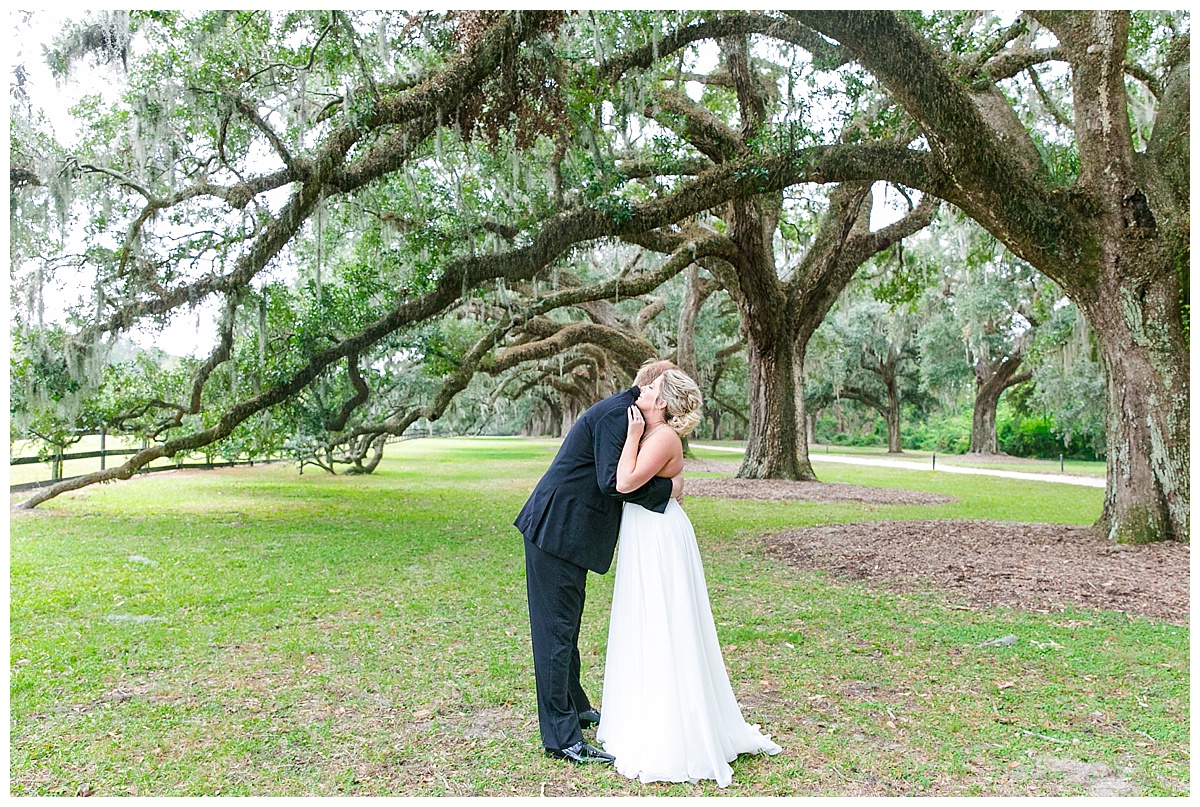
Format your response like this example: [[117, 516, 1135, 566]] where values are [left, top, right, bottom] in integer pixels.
[[684, 459, 954, 506]]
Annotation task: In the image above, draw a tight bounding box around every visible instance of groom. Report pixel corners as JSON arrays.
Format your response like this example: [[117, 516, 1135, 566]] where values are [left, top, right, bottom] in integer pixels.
[[514, 360, 682, 764]]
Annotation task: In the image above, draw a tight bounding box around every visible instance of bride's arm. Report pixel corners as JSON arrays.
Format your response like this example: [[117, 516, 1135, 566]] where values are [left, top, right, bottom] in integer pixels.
[[616, 414, 681, 494]]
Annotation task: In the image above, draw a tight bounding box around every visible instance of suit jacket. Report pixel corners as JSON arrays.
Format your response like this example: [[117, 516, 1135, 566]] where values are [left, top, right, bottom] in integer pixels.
[[514, 385, 673, 574]]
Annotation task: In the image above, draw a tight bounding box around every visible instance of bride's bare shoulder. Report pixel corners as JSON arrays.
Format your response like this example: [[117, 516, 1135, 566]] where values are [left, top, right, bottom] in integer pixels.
[[648, 426, 684, 472], [651, 425, 682, 450]]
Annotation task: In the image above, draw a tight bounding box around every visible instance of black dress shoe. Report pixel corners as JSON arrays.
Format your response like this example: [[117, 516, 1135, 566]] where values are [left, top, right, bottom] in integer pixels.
[[577, 708, 601, 728], [546, 740, 615, 765]]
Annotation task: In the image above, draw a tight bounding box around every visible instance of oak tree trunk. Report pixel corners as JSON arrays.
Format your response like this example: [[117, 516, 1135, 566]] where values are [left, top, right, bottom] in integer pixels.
[[1083, 271, 1189, 543], [791, 345, 817, 478], [739, 329, 805, 478], [884, 382, 903, 454], [786, 10, 1189, 542], [968, 388, 1000, 455], [968, 358, 1029, 455]]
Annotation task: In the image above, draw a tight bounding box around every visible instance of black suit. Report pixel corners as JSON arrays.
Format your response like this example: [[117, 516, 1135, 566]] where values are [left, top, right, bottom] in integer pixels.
[[514, 385, 673, 749]]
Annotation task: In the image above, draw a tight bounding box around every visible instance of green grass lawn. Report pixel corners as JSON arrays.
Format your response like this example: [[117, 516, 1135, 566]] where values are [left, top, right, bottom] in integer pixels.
[[8, 437, 1187, 796]]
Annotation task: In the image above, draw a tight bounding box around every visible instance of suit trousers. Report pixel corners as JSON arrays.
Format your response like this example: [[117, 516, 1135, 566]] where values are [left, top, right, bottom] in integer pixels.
[[524, 538, 594, 750]]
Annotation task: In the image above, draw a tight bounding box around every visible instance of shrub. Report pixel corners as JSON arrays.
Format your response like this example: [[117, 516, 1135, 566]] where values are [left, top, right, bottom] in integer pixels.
[[997, 413, 1101, 461]]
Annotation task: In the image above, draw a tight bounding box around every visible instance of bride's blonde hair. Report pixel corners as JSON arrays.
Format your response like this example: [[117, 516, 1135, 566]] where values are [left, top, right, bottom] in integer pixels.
[[657, 369, 703, 438]]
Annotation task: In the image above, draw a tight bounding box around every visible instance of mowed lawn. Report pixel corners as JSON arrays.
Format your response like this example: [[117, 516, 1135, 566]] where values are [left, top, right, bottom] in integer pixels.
[[8, 438, 1188, 796]]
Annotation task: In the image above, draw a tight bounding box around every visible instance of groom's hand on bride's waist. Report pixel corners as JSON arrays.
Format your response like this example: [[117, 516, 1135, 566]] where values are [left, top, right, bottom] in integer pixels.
[[671, 474, 685, 502]]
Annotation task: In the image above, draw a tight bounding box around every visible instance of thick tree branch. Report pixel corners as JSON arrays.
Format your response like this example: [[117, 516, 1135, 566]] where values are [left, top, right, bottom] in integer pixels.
[[78, 12, 546, 345], [326, 353, 370, 432], [599, 12, 844, 82], [647, 87, 746, 163], [847, 194, 939, 266], [1143, 32, 1189, 222], [785, 10, 1080, 266], [491, 322, 656, 376], [636, 297, 667, 331], [615, 155, 712, 179], [982, 47, 1069, 82], [1123, 60, 1163, 99], [723, 34, 768, 141], [313, 236, 716, 457]]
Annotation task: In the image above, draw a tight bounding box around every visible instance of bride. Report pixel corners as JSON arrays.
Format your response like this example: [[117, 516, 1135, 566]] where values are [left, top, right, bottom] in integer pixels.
[[596, 368, 781, 787]]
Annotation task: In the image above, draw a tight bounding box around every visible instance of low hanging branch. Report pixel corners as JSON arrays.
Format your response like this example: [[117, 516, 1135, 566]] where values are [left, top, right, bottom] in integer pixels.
[[315, 234, 729, 466], [22, 165, 763, 506], [598, 11, 845, 82]]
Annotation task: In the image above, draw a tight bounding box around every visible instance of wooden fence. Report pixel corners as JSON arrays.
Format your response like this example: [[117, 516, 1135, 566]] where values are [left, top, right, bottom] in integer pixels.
[[9, 429, 434, 492]]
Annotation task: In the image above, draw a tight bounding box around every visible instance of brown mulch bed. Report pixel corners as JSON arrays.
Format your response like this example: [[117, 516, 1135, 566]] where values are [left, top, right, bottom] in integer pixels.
[[684, 458, 749, 475], [764, 520, 1189, 624], [684, 458, 954, 506]]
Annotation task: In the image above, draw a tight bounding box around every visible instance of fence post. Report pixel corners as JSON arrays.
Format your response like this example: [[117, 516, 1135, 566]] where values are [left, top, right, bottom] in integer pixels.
[[1060, 453, 1064, 472], [932, 451, 936, 470], [100, 427, 107, 470], [52, 449, 63, 480]]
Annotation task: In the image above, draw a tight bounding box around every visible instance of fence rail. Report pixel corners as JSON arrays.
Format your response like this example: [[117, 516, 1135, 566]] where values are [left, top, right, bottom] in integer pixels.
[[11, 448, 141, 466]]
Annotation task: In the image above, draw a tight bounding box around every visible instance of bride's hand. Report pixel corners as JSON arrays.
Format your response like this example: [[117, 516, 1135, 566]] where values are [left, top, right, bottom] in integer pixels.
[[626, 404, 645, 439]]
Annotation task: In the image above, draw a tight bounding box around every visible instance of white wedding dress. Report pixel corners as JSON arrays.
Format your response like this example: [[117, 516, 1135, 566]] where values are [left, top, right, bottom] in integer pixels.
[[596, 499, 782, 787]]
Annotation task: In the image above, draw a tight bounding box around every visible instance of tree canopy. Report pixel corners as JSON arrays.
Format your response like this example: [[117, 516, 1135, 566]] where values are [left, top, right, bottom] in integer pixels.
[[9, 10, 1189, 543]]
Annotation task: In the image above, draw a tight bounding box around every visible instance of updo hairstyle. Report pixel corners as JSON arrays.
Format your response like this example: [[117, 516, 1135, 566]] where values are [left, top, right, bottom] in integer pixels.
[[656, 369, 703, 438]]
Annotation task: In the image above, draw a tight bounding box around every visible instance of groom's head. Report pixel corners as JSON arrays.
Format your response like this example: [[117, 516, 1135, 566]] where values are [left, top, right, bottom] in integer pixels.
[[633, 359, 681, 389]]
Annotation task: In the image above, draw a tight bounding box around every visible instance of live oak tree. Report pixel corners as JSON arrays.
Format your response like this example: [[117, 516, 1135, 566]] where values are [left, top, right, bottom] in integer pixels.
[[1026, 301, 1109, 458], [605, 30, 936, 479], [812, 292, 927, 455], [779, 10, 1189, 542], [913, 217, 1052, 456]]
